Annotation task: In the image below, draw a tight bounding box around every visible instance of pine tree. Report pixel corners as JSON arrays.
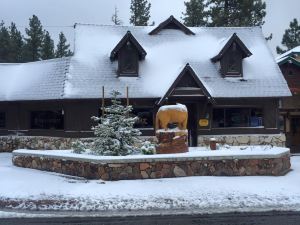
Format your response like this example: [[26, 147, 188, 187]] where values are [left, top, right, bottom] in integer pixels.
[[90, 90, 141, 156], [23, 15, 44, 62], [276, 18, 300, 54], [129, 0, 151, 26], [207, 0, 266, 27], [41, 31, 54, 60], [55, 32, 72, 58], [8, 22, 24, 63], [0, 21, 10, 63], [111, 6, 123, 25], [182, 0, 208, 27]]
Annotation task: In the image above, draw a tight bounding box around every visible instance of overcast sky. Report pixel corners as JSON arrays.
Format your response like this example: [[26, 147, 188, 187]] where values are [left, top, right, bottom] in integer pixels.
[[0, 0, 299, 55]]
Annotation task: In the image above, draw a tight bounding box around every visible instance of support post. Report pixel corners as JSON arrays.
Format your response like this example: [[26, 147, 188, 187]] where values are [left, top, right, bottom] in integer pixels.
[[102, 86, 105, 116], [126, 86, 129, 106]]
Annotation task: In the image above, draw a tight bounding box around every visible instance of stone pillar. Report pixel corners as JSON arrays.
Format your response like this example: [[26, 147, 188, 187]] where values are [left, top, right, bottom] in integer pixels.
[[156, 129, 188, 154]]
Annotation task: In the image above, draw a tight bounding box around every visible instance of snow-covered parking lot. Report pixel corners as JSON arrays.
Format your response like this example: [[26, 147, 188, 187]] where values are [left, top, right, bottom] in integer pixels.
[[0, 153, 300, 213]]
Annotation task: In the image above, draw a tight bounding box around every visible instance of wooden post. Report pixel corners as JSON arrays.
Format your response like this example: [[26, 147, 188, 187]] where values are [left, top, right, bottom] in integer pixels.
[[126, 86, 129, 106], [102, 86, 105, 116]]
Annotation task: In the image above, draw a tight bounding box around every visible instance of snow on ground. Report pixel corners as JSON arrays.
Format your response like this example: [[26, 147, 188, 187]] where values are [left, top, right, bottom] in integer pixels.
[[13, 145, 289, 162], [0, 153, 300, 214]]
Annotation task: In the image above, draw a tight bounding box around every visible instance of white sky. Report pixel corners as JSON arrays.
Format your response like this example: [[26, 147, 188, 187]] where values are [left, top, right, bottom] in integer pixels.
[[0, 0, 299, 55]]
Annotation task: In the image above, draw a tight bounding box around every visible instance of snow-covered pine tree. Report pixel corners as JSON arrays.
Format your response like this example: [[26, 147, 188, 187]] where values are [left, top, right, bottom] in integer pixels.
[[41, 30, 55, 60], [91, 90, 141, 156], [276, 18, 300, 54], [55, 32, 73, 58]]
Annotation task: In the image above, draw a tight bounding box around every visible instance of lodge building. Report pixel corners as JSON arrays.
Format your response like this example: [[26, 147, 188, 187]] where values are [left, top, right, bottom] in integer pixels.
[[277, 46, 300, 152], [0, 16, 291, 147]]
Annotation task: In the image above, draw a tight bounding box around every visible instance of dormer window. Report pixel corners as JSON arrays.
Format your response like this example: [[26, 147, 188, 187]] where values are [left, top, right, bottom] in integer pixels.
[[211, 33, 252, 77], [110, 31, 147, 77], [119, 41, 138, 75]]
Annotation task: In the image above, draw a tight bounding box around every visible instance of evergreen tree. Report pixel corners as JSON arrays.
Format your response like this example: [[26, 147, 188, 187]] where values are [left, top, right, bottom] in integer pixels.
[[8, 22, 24, 62], [129, 0, 151, 26], [55, 32, 72, 58], [0, 21, 10, 63], [276, 18, 300, 54], [90, 90, 141, 156], [41, 31, 55, 60], [23, 15, 44, 62], [111, 6, 123, 25], [182, 0, 208, 27], [207, 0, 266, 27]]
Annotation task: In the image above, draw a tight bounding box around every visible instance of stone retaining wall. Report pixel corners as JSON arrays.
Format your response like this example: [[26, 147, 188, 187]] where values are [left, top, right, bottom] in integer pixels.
[[0, 136, 156, 152], [12, 153, 291, 181], [0, 134, 285, 152], [198, 134, 286, 147]]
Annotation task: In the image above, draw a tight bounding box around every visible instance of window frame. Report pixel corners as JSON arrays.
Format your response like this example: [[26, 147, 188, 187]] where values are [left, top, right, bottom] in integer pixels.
[[0, 112, 6, 129], [212, 107, 264, 129], [118, 41, 139, 77], [30, 110, 65, 130]]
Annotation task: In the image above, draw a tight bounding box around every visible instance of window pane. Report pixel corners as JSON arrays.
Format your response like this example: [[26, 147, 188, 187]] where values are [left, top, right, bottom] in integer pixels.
[[212, 108, 225, 128], [212, 108, 263, 128], [0, 112, 5, 128], [120, 42, 138, 74], [132, 108, 153, 128], [31, 111, 64, 129], [225, 108, 249, 127]]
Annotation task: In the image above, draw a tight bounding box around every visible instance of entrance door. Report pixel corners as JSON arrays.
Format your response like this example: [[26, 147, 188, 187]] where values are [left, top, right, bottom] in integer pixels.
[[185, 103, 198, 147], [290, 117, 300, 153]]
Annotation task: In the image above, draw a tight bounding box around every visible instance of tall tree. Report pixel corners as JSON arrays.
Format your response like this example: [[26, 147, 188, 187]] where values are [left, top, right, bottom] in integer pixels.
[[8, 22, 24, 62], [23, 15, 44, 62], [41, 31, 54, 60], [207, 0, 266, 27], [55, 32, 72, 58], [276, 18, 300, 54], [182, 0, 208, 27], [0, 21, 10, 63], [129, 0, 151, 26], [111, 6, 123, 25]]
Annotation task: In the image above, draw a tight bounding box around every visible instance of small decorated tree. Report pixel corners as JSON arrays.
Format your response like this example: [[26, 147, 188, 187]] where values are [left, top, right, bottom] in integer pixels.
[[90, 90, 141, 156]]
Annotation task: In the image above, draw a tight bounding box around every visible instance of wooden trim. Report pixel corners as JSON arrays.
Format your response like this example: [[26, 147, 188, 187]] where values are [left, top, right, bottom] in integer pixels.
[[149, 15, 195, 35], [110, 31, 147, 61]]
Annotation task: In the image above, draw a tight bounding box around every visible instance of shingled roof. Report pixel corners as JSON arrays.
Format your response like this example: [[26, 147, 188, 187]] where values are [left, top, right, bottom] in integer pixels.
[[0, 18, 291, 101]]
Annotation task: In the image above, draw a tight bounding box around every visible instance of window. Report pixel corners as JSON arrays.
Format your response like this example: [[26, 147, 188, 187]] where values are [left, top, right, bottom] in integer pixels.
[[132, 108, 154, 128], [222, 43, 243, 76], [118, 41, 138, 76], [212, 108, 263, 128], [31, 110, 64, 129], [0, 112, 5, 128]]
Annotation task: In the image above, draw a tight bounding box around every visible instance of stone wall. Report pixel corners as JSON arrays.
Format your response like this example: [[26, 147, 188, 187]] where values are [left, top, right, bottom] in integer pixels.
[[0, 134, 285, 152], [12, 153, 291, 181], [198, 134, 286, 147], [0, 136, 156, 152]]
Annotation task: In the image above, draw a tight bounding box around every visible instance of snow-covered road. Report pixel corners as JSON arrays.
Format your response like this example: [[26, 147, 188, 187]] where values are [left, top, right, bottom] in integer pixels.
[[1, 153, 300, 213]]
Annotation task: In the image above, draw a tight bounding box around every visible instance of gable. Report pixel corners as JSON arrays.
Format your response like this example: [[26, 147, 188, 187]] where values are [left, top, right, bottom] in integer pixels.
[[110, 31, 147, 61], [158, 64, 211, 105], [211, 33, 252, 63], [149, 16, 195, 35]]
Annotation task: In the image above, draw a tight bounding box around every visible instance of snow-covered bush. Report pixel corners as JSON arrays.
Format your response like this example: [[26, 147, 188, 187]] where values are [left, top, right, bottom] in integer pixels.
[[141, 141, 156, 155], [71, 140, 87, 154], [90, 90, 141, 156]]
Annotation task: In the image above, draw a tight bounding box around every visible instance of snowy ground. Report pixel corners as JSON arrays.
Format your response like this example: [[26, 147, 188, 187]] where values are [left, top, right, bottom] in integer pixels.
[[1, 152, 300, 215]]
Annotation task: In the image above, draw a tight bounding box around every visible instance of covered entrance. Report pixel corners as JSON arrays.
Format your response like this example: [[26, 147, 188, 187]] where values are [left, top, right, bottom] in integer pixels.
[[157, 64, 212, 147]]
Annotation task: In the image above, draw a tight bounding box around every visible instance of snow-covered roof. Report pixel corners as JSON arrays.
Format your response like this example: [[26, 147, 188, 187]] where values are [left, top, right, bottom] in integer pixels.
[[0, 57, 70, 101], [0, 22, 291, 101], [276, 46, 300, 62]]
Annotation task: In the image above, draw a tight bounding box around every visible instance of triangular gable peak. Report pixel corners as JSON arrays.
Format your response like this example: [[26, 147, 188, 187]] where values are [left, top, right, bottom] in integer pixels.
[[211, 33, 252, 63], [158, 64, 211, 105], [149, 15, 195, 35], [110, 31, 147, 61], [211, 33, 252, 77]]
